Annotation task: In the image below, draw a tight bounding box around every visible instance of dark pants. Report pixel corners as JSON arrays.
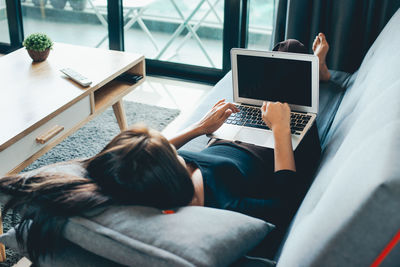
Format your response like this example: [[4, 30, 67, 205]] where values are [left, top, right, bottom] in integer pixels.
[[209, 122, 321, 198], [208, 123, 321, 258], [250, 123, 321, 258]]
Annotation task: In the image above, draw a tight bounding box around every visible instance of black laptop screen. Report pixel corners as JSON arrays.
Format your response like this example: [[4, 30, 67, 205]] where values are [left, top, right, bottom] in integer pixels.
[[237, 54, 312, 106]]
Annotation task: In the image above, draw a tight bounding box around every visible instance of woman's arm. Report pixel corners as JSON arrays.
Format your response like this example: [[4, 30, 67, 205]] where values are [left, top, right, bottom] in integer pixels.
[[272, 125, 296, 172], [167, 124, 203, 150], [169, 100, 239, 149], [261, 101, 296, 172]]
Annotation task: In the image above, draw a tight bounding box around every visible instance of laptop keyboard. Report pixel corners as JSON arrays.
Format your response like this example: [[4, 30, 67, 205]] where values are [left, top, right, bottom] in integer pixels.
[[225, 105, 311, 135]]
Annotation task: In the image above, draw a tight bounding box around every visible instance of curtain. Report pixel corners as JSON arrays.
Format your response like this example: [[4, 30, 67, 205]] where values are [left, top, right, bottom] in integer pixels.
[[271, 0, 400, 73]]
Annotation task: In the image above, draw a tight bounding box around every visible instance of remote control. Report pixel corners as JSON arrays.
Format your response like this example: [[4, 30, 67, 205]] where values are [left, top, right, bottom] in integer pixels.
[[60, 68, 92, 87]]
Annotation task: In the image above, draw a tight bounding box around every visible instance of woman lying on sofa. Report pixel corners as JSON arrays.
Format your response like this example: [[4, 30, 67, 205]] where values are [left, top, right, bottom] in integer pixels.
[[0, 34, 330, 262]]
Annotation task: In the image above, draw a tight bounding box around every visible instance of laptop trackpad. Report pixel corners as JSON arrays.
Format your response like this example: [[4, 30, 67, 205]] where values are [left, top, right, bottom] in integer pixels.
[[234, 128, 274, 148]]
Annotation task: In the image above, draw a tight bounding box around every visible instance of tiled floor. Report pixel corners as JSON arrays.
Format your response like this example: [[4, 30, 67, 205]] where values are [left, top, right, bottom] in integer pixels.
[[124, 75, 213, 137]]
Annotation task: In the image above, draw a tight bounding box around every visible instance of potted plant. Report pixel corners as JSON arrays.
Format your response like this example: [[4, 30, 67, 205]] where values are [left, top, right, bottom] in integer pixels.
[[50, 0, 67, 9], [23, 33, 53, 62], [69, 0, 87, 11]]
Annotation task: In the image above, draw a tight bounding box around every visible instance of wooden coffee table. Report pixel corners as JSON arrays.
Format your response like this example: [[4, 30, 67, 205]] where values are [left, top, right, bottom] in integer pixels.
[[0, 43, 145, 261]]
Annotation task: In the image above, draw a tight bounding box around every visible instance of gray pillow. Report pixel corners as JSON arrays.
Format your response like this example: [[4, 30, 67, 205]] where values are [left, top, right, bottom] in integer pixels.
[[0, 161, 275, 266]]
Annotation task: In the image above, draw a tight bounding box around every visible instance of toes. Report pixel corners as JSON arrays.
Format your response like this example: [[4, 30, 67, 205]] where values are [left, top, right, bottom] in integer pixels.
[[312, 39, 317, 51], [312, 35, 320, 51], [315, 35, 320, 44], [318, 33, 328, 44], [318, 33, 326, 41]]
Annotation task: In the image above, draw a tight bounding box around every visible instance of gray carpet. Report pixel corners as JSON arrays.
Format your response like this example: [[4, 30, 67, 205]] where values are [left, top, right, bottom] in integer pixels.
[[1, 101, 180, 266]]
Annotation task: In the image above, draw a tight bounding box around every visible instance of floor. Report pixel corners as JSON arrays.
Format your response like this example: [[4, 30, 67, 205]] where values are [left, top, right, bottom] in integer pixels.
[[124, 75, 213, 136]]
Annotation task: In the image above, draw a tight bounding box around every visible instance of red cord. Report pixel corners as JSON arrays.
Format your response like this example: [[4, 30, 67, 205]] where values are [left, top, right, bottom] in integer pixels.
[[371, 228, 400, 267]]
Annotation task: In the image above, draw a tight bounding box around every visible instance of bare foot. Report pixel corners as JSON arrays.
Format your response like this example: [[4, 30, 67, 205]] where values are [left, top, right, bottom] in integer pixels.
[[312, 33, 331, 81]]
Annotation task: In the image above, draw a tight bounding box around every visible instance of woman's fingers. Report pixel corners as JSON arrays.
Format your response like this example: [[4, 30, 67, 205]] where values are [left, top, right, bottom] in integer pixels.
[[218, 103, 239, 117], [284, 102, 290, 110], [261, 101, 269, 112], [223, 109, 233, 120], [228, 103, 240, 112], [215, 100, 239, 112], [214, 99, 226, 108]]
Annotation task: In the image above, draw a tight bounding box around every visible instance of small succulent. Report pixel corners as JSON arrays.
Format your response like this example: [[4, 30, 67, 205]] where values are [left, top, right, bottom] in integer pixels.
[[23, 33, 53, 52]]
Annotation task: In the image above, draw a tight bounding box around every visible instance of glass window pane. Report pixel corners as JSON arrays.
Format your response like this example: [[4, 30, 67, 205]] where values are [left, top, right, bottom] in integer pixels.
[[123, 0, 224, 69], [0, 0, 10, 43], [21, 0, 108, 48], [247, 0, 275, 50]]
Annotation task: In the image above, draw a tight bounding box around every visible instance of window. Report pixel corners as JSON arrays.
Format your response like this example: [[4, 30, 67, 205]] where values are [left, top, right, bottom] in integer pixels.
[[247, 0, 275, 50], [0, 0, 9, 43], [123, 0, 224, 69], [3, 0, 277, 82], [20, 0, 108, 47]]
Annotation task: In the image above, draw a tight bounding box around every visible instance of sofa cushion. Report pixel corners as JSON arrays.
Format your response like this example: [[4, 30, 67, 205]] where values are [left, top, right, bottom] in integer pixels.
[[66, 205, 273, 267], [0, 161, 274, 267], [276, 9, 400, 266]]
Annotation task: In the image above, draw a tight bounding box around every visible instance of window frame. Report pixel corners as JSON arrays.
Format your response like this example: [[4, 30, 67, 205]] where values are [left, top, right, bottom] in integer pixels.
[[0, 0, 24, 53]]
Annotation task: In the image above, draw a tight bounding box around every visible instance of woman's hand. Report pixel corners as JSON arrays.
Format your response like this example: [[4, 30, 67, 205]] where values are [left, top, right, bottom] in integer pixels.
[[168, 100, 238, 149], [261, 101, 295, 171], [261, 101, 291, 133], [195, 99, 239, 135]]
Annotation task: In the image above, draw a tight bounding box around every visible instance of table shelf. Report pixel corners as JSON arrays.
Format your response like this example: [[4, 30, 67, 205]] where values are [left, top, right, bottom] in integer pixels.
[[92, 60, 145, 114], [93, 78, 144, 113]]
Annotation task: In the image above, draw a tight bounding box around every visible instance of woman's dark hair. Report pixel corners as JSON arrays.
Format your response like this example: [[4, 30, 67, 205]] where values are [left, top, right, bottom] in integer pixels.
[[0, 125, 194, 264], [84, 125, 194, 208]]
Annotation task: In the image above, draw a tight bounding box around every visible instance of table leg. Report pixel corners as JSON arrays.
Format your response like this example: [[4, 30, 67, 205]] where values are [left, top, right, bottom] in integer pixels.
[[0, 210, 6, 262], [112, 100, 128, 131]]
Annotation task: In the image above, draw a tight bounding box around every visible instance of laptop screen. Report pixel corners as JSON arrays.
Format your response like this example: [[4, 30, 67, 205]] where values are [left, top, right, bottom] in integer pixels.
[[237, 54, 312, 107]]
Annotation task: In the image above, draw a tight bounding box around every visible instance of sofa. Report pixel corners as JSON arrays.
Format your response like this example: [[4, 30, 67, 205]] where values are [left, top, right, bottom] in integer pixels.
[[179, 8, 400, 266], [1, 8, 399, 267]]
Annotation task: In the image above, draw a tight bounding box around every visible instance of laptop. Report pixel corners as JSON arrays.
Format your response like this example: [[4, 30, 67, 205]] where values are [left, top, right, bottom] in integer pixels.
[[209, 48, 319, 150]]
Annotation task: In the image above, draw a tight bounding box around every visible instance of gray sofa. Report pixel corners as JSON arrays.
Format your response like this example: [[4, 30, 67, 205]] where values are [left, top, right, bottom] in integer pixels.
[[1, 8, 400, 267], [177, 8, 400, 266]]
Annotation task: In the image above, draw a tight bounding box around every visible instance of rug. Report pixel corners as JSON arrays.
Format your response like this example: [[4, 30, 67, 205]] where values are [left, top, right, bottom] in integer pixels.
[[0, 101, 180, 266]]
